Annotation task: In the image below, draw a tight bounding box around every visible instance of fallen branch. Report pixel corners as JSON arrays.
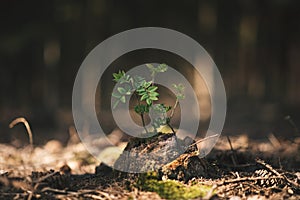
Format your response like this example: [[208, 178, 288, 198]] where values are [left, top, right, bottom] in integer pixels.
[[32, 171, 59, 184], [256, 158, 300, 189], [218, 175, 283, 185], [41, 187, 75, 194]]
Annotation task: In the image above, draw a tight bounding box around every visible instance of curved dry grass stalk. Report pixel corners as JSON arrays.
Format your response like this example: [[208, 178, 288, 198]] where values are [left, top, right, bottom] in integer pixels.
[[189, 134, 219, 147], [9, 117, 33, 147]]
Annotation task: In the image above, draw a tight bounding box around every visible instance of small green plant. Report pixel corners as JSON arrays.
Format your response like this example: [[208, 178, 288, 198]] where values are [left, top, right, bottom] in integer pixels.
[[112, 64, 185, 134]]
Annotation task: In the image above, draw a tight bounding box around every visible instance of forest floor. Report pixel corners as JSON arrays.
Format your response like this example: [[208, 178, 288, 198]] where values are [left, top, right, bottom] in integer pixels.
[[1, 127, 300, 200]]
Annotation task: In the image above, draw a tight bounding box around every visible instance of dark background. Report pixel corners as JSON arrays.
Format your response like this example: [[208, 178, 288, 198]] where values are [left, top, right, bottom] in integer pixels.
[[1, 0, 300, 145]]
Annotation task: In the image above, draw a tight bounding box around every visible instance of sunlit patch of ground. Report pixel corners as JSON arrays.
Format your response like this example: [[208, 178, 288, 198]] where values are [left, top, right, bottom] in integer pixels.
[[0, 131, 300, 199]]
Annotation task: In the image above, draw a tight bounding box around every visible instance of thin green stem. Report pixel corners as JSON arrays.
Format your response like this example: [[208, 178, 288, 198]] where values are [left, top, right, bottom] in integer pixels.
[[169, 99, 179, 119], [167, 122, 176, 134], [140, 113, 149, 134], [151, 75, 155, 86], [135, 92, 149, 134]]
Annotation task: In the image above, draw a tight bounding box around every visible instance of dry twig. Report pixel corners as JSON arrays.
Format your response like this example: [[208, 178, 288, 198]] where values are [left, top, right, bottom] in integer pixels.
[[188, 134, 219, 147], [218, 175, 283, 185], [256, 158, 300, 189]]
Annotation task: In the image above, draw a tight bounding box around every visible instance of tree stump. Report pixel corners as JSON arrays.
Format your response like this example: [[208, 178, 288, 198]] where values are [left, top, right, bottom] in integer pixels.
[[113, 132, 217, 181]]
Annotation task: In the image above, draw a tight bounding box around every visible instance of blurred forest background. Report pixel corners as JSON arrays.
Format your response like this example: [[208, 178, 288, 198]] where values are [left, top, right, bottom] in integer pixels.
[[1, 0, 300, 145]]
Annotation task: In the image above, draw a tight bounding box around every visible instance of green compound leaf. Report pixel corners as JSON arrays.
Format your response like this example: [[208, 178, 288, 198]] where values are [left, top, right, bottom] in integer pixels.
[[134, 105, 150, 114], [177, 94, 185, 100], [143, 81, 152, 88], [150, 104, 170, 117], [112, 70, 125, 82], [157, 63, 168, 72], [172, 83, 185, 100], [134, 105, 141, 114], [112, 65, 183, 134], [146, 63, 168, 76], [119, 74, 131, 84], [133, 76, 146, 89]]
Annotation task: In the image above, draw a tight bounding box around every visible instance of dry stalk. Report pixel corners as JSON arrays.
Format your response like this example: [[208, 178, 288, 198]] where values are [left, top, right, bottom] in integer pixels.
[[227, 136, 237, 166], [268, 133, 281, 149], [285, 115, 299, 134], [9, 117, 33, 147], [188, 134, 219, 147]]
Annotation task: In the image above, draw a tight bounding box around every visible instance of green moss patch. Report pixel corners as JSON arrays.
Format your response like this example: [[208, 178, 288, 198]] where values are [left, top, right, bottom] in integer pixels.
[[137, 172, 213, 199]]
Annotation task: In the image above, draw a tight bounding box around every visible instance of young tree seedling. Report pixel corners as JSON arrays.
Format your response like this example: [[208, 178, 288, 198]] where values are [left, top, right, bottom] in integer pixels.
[[112, 64, 185, 135]]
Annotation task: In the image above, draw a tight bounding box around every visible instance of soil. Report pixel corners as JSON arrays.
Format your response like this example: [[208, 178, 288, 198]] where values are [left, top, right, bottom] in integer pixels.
[[1, 132, 300, 199]]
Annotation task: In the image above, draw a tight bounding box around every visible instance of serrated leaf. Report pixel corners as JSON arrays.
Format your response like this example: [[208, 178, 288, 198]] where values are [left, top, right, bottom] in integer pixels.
[[148, 86, 158, 92], [144, 106, 149, 113], [141, 94, 148, 101], [113, 73, 118, 79], [117, 87, 126, 94], [136, 87, 145, 93], [120, 96, 126, 103], [146, 63, 154, 69], [157, 63, 168, 72], [146, 98, 152, 105], [165, 106, 172, 112], [177, 94, 185, 100], [143, 81, 152, 88], [149, 92, 159, 97], [149, 96, 158, 101], [136, 88, 146, 92], [178, 84, 185, 91], [134, 105, 141, 114], [138, 91, 147, 96], [112, 70, 126, 82], [119, 74, 131, 84], [153, 122, 159, 128], [134, 75, 144, 81], [112, 92, 121, 98], [123, 85, 132, 95], [134, 105, 149, 114]]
